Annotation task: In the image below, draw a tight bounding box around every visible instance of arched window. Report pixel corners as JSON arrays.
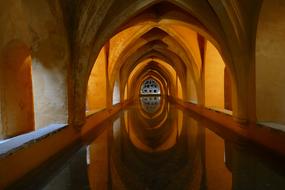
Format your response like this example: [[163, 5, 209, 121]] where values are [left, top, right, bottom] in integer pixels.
[[140, 79, 161, 95]]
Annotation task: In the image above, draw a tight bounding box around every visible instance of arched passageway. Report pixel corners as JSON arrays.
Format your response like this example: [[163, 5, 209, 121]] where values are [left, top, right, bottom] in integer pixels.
[[2, 1, 285, 190], [82, 2, 235, 122]]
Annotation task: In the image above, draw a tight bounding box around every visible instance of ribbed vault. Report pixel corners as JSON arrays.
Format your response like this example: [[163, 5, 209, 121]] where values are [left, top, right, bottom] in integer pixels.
[[83, 0, 261, 126]]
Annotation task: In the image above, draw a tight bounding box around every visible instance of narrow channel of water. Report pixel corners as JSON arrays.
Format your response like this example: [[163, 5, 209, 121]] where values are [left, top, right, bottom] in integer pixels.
[[21, 97, 285, 190]]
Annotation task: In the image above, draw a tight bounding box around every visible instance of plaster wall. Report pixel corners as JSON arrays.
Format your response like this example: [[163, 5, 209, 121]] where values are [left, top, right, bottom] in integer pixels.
[[0, 0, 69, 131], [0, 41, 34, 137], [256, 0, 285, 125], [0, 1, 33, 137], [24, 0, 69, 128], [170, 25, 201, 72], [87, 47, 107, 111], [204, 41, 225, 109], [108, 25, 142, 78]]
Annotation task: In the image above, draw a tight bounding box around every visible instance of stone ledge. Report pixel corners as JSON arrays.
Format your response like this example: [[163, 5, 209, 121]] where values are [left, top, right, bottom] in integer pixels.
[[0, 124, 67, 158], [207, 107, 233, 116], [258, 122, 285, 132]]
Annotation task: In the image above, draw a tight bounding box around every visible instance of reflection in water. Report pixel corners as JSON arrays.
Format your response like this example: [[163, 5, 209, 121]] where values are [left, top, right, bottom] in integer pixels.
[[88, 97, 229, 190], [140, 96, 161, 114], [39, 97, 285, 190]]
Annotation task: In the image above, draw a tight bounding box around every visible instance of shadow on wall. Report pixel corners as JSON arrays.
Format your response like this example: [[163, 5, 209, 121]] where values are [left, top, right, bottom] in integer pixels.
[[0, 40, 34, 138]]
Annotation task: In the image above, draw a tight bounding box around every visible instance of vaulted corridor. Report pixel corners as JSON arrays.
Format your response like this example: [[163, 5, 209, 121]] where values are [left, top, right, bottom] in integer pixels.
[[1, 1, 285, 189]]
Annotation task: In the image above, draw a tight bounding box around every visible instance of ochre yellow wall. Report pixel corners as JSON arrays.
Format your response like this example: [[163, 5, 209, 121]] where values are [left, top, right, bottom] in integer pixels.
[[0, 0, 69, 131], [0, 40, 34, 138], [204, 41, 225, 109], [108, 25, 143, 78], [170, 24, 202, 72], [25, 0, 69, 129], [87, 47, 107, 111], [256, 0, 285, 125]]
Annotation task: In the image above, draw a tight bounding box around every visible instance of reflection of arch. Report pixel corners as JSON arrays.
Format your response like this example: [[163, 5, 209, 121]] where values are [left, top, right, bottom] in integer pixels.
[[139, 96, 167, 120], [126, 102, 174, 151], [111, 114, 206, 189], [0, 40, 34, 138], [140, 78, 161, 95], [140, 96, 161, 114]]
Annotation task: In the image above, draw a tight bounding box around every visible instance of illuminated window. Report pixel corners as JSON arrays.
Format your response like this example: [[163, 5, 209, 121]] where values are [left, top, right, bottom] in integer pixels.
[[140, 79, 161, 95]]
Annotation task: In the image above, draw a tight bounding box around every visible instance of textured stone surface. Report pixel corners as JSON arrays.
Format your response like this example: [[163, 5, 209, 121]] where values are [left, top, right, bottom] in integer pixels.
[[256, 0, 285, 124]]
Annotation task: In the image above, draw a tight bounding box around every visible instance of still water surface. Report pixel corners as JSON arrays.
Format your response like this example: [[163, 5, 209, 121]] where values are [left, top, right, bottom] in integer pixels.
[[22, 97, 285, 190]]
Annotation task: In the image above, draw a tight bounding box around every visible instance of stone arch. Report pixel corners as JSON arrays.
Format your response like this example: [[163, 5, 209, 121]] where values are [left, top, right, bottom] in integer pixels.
[[123, 63, 170, 101], [127, 63, 178, 100], [133, 71, 167, 99], [72, 0, 249, 125], [115, 36, 190, 100], [137, 72, 167, 97]]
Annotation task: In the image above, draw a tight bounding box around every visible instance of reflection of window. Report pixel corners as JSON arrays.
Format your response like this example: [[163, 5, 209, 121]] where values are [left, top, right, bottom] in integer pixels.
[[140, 96, 161, 113]]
